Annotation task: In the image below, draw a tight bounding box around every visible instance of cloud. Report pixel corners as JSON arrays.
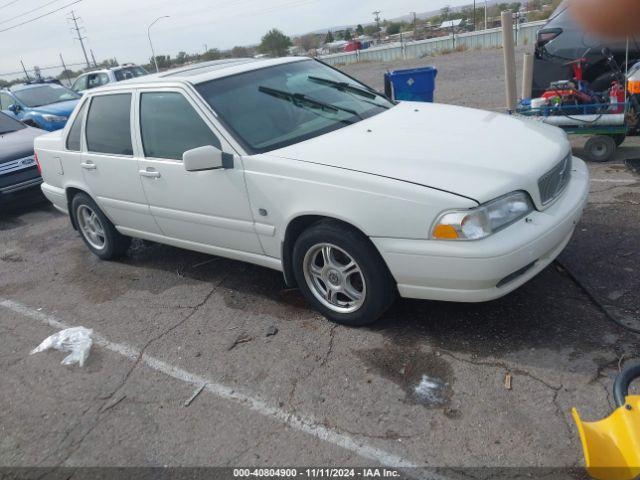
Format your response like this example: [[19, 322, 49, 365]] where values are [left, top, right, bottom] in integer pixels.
[[1, 0, 470, 77]]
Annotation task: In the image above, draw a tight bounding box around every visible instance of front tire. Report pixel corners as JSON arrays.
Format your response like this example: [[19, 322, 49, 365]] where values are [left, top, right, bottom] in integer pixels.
[[71, 192, 130, 260], [292, 221, 396, 326]]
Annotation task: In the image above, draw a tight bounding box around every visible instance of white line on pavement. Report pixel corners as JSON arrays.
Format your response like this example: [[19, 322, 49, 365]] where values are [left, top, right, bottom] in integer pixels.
[[590, 178, 636, 183], [0, 298, 419, 469]]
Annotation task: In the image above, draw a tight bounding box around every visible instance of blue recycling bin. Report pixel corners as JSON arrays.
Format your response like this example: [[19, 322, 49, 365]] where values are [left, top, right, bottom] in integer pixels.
[[384, 67, 438, 102]]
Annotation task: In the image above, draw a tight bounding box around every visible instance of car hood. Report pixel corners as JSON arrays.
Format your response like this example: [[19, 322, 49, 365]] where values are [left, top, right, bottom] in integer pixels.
[[0, 125, 43, 163], [268, 102, 571, 209], [30, 99, 79, 117]]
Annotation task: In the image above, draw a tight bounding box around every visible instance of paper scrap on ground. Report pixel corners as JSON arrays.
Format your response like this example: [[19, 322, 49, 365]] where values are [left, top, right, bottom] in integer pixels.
[[30, 327, 93, 367]]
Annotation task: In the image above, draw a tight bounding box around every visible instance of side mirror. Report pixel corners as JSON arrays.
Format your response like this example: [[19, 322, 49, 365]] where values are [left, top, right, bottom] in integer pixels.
[[183, 145, 234, 172], [8, 104, 20, 114]]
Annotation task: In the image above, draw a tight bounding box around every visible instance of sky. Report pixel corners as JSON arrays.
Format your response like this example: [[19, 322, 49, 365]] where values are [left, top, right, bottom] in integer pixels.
[[0, 0, 471, 78]]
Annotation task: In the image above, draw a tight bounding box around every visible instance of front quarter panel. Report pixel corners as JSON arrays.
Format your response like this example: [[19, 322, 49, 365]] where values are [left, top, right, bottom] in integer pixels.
[[242, 154, 478, 258]]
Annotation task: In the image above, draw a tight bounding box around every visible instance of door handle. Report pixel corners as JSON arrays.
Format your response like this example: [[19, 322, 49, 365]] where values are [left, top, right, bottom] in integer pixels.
[[80, 162, 96, 170], [139, 169, 161, 179]]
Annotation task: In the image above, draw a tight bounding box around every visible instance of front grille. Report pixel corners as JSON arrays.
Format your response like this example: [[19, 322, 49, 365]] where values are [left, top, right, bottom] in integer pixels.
[[538, 154, 572, 205]]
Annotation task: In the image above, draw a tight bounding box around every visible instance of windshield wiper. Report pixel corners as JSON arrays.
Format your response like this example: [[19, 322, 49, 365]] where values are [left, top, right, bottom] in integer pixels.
[[307, 76, 380, 99], [258, 86, 363, 121], [308, 76, 390, 110]]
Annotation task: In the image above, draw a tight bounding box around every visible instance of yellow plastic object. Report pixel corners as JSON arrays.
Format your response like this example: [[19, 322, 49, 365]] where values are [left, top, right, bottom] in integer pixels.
[[572, 395, 640, 480]]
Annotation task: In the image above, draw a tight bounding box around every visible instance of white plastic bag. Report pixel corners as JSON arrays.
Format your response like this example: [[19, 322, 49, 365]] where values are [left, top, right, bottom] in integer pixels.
[[30, 327, 93, 367]]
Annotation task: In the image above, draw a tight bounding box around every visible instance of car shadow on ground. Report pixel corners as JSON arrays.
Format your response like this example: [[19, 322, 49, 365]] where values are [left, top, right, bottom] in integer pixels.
[[5, 200, 633, 375], [116, 237, 631, 373]]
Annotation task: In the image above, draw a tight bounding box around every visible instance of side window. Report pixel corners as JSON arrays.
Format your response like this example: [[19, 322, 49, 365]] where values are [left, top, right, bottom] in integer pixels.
[[140, 92, 221, 160], [0, 92, 14, 109], [86, 94, 133, 155], [66, 101, 88, 151], [98, 73, 110, 86], [72, 75, 87, 92]]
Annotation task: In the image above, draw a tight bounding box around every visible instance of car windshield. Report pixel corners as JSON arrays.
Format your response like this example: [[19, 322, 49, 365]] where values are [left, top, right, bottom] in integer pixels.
[[550, 0, 570, 19], [115, 66, 148, 81], [195, 60, 394, 154], [0, 112, 26, 134], [13, 84, 80, 108]]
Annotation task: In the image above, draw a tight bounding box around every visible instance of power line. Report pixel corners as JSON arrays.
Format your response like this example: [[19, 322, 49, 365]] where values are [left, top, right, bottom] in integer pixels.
[[0, 0, 20, 11], [0, 0, 67, 26], [0, 0, 82, 33]]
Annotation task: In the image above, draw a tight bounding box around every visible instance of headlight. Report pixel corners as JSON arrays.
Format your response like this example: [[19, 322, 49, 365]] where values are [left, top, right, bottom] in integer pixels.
[[431, 191, 534, 241], [41, 114, 67, 123]]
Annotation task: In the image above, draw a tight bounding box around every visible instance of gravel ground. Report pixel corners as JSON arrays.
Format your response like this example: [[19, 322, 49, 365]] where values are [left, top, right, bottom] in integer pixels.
[[341, 46, 531, 111], [1, 47, 639, 475]]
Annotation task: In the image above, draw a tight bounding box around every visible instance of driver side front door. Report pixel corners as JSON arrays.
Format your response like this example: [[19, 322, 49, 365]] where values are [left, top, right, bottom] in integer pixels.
[[134, 88, 263, 256]]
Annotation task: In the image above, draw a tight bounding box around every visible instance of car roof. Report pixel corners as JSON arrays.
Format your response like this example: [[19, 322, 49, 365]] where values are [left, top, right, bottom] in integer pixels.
[[88, 56, 309, 92], [8, 83, 56, 92]]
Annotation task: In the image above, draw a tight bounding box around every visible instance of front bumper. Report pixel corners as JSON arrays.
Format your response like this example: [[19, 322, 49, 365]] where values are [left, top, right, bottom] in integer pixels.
[[372, 157, 590, 303]]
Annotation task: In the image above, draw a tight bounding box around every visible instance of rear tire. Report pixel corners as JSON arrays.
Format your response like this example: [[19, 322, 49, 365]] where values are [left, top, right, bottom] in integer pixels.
[[610, 134, 626, 147], [292, 220, 396, 326], [71, 192, 130, 260], [584, 135, 616, 162]]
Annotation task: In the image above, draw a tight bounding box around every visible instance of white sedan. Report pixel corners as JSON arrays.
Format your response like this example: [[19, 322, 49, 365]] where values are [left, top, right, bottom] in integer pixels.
[[34, 57, 589, 326]]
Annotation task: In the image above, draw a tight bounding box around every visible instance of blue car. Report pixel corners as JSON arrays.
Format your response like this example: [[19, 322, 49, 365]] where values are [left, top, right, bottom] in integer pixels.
[[0, 83, 81, 131]]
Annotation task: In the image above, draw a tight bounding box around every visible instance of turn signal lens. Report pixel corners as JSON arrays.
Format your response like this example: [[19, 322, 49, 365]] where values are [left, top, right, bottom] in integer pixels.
[[433, 224, 459, 239]]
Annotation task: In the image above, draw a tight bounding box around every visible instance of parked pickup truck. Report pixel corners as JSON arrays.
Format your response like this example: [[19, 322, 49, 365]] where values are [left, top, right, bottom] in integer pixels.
[[34, 57, 589, 326]]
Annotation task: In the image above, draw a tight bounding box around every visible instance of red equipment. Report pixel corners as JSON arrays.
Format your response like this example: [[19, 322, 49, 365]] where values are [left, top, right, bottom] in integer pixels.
[[344, 41, 362, 52]]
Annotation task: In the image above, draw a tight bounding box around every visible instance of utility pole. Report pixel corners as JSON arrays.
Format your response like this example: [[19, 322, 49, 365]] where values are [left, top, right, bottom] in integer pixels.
[[485, 0, 488, 29], [90, 49, 98, 68], [372, 10, 381, 42], [68, 10, 91, 69], [20, 60, 31, 82], [473, 0, 476, 31], [59, 53, 71, 86], [148, 16, 170, 73], [411, 11, 417, 38]]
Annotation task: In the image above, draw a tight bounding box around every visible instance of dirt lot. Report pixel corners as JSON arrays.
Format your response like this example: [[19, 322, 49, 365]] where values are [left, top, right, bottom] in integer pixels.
[[1, 47, 640, 475]]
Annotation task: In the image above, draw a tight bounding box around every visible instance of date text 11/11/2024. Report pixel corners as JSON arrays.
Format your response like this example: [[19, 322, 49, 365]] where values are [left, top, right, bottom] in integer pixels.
[[232, 468, 402, 478]]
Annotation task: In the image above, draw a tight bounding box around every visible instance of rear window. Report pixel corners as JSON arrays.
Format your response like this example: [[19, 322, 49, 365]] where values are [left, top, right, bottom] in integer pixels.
[[86, 94, 133, 155], [66, 101, 88, 151], [115, 67, 147, 81], [13, 84, 80, 107], [0, 112, 26, 133]]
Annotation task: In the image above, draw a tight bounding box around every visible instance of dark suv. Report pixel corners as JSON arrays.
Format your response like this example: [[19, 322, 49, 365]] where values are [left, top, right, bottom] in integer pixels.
[[533, 0, 640, 97]]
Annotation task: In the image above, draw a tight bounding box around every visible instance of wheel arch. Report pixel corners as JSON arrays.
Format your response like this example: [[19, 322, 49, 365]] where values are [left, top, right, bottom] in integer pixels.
[[65, 186, 90, 230], [281, 214, 382, 288]]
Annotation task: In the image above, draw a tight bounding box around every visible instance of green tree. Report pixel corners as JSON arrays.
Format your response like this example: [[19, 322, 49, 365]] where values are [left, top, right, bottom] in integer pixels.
[[230, 46, 250, 58], [176, 51, 188, 64], [259, 28, 292, 57], [324, 30, 334, 43], [297, 33, 320, 51], [202, 48, 222, 61], [152, 55, 171, 69], [363, 24, 379, 36], [386, 22, 402, 35], [343, 28, 353, 40], [356, 24, 364, 36]]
